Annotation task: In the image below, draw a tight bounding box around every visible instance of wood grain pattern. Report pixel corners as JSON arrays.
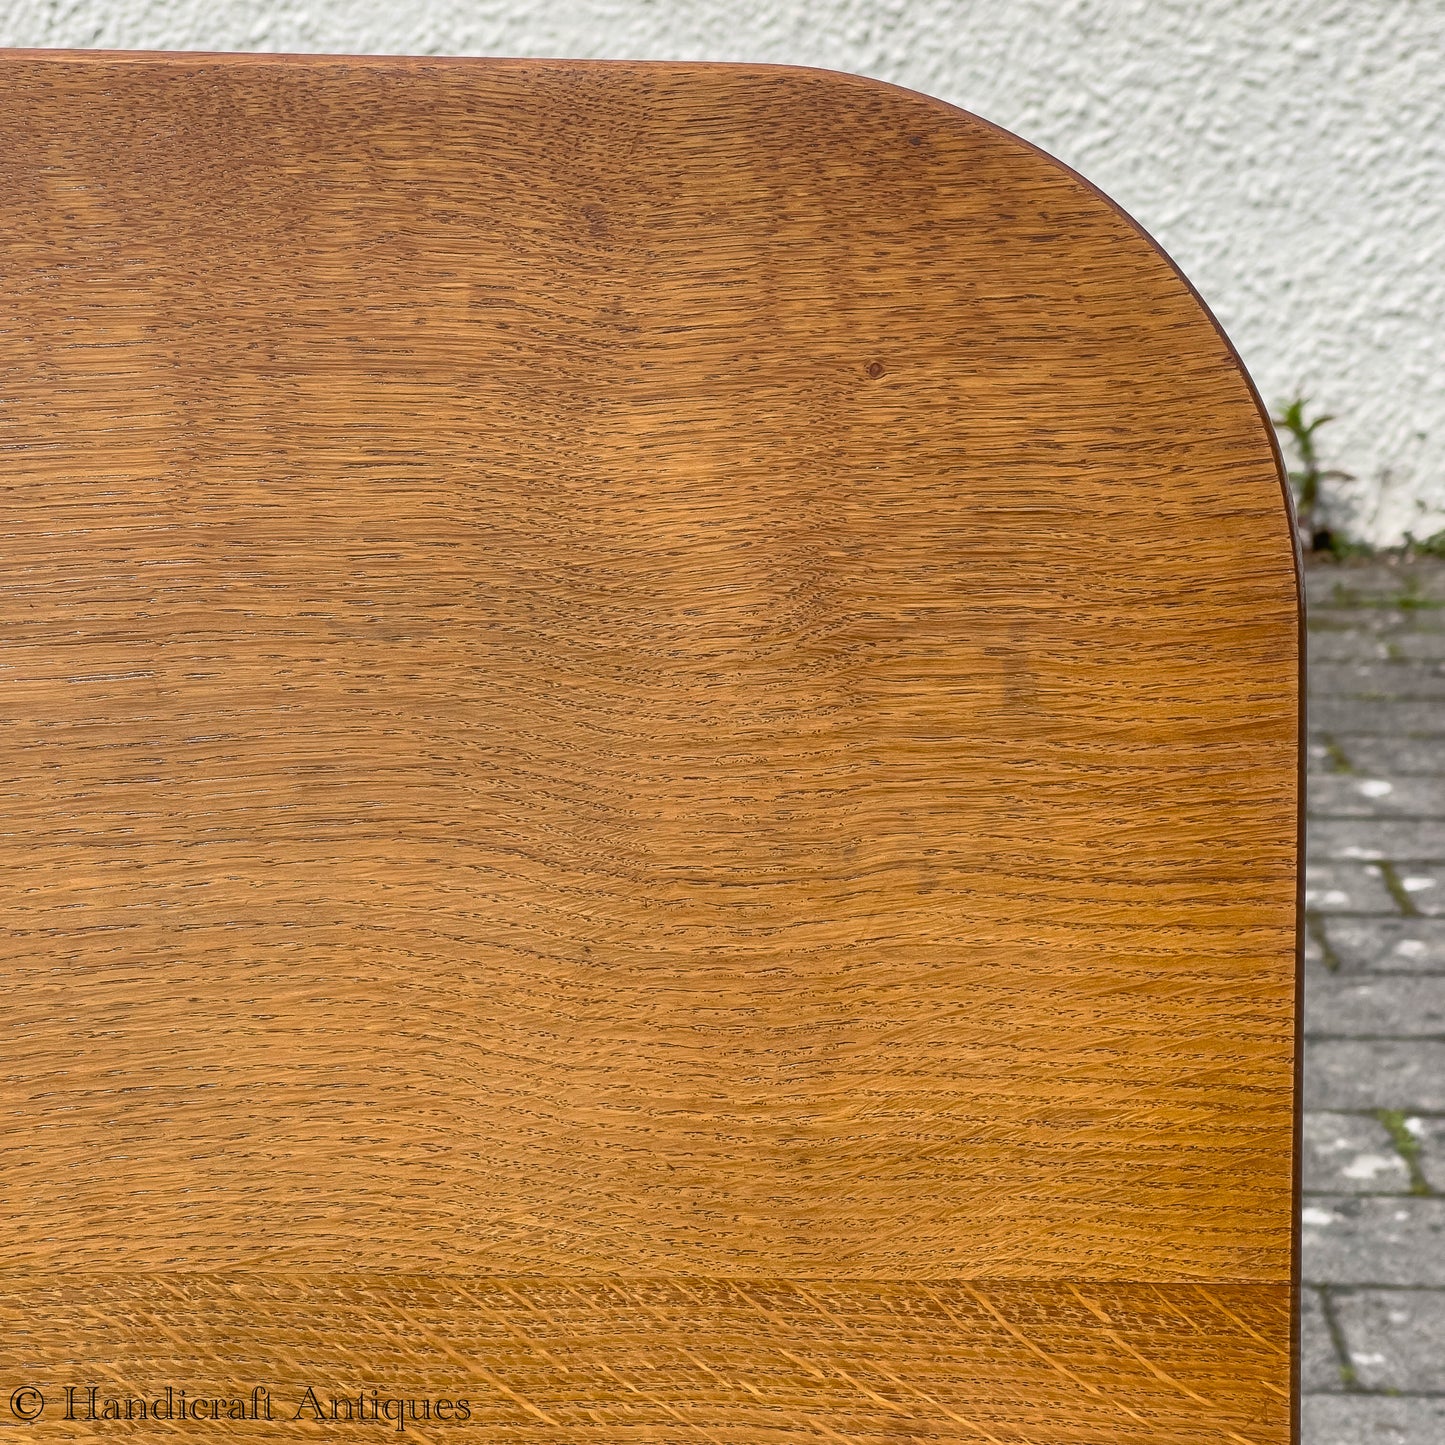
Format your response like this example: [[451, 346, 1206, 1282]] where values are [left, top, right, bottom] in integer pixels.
[[0, 1277, 1290, 1442], [0, 50, 1299, 1440]]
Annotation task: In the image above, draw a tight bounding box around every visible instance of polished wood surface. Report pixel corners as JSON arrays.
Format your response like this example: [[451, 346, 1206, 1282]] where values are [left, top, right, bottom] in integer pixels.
[[0, 49, 1298, 1440], [0, 1277, 1290, 1440]]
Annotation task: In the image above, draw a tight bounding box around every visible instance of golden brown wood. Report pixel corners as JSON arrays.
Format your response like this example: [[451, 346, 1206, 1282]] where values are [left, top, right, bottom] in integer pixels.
[[0, 49, 1299, 1440], [0, 1277, 1291, 1439]]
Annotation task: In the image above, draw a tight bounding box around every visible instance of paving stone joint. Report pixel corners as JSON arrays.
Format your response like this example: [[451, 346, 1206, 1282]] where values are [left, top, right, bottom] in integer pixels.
[[1300, 558, 1445, 1443]]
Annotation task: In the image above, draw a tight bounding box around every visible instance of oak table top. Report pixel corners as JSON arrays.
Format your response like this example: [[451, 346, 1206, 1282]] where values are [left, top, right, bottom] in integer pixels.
[[0, 48, 1300, 1442]]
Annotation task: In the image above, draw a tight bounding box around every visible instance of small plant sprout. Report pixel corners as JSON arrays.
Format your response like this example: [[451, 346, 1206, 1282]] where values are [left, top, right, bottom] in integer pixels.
[[1403, 501, 1445, 558], [1271, 397, 1355, 553]]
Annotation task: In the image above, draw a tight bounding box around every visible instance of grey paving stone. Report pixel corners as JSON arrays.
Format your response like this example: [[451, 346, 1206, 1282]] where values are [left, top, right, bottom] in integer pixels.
[[1389, 871, 1445, 917], [1308, 607, 1414, 635], [1300, 562, 1445, 1440], [1331, 735, 1445, 777], [1302, 1196, 1445, 1285], [1305, 976, 1445, 1038], [1301, 1286, 1347, 1391], [1308, 740, 1353, 776], [1322, 917, 1445, 972], [1309, 773, 1445, 819], [1303, 1113, 1411, 1194], [1331, 1289, 1445, 1392], [1310, 699, 1445, 736], [1305, 560, 1445, 606], [1401, 874, 1445, 916], [1308, 630, 1404, 663], [1403, 1116, 1445, 1193], [1309, 818, 1445, 864], [1306, 1041, 1445, 1111], [1392, 631, 1445, 662], [1302, 1394, 1445, 1445], [1306, 626, 1445, 664], [1304, 862, 1400, 914], [1310, 661, 1445, 701]]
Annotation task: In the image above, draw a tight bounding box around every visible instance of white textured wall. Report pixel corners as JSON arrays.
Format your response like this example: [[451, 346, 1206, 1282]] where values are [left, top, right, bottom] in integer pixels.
[[4, 0, 1442, 544]]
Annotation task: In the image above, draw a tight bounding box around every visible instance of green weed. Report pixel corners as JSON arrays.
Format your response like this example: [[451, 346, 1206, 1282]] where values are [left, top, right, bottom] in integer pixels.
[[1272, 398, 1356, 554], [1373, 1108, 1432, 1196]]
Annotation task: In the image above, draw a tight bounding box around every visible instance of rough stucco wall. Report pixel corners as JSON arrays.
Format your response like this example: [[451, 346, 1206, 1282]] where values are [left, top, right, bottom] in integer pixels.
[[3, 0, 1441, 544]]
